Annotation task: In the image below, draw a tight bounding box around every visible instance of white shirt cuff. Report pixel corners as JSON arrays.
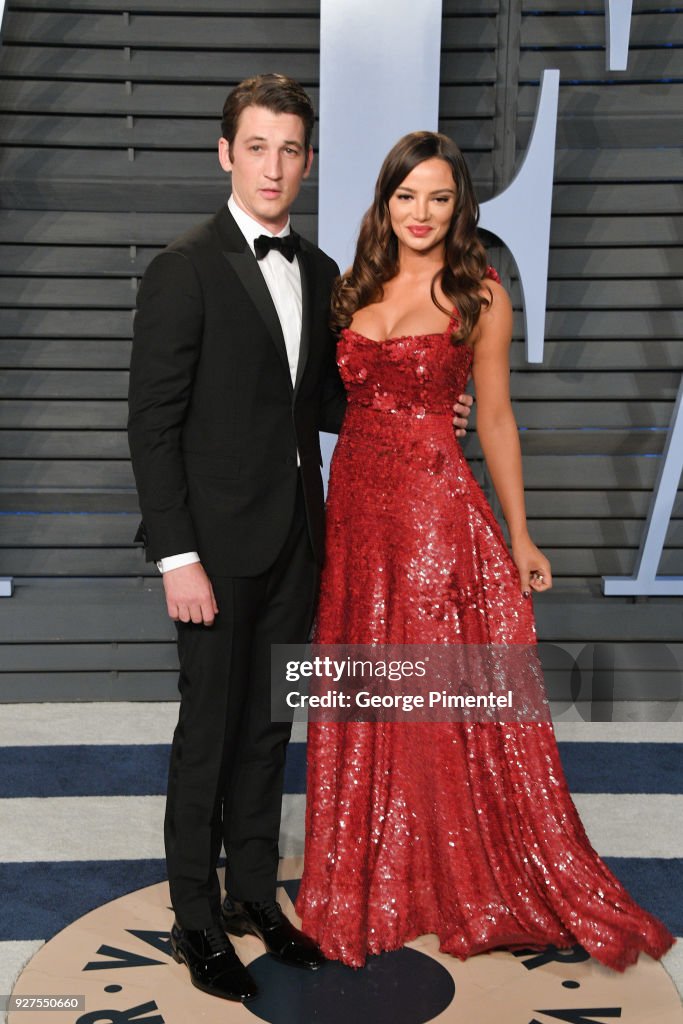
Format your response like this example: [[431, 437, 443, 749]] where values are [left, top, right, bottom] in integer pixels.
[[157, 551, 200, 574]]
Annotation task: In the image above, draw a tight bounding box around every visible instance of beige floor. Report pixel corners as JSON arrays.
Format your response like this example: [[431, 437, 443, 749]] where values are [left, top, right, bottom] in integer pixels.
[[2, 704, 681, 1022]]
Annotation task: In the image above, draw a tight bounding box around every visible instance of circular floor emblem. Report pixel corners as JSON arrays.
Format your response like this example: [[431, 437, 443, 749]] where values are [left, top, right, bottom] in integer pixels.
[[244, 947, 454, 1024], [9, 858, 682, 1024]]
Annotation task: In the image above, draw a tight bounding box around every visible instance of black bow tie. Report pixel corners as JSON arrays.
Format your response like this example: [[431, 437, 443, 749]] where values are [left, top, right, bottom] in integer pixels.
[[253, 233, 300, 263]]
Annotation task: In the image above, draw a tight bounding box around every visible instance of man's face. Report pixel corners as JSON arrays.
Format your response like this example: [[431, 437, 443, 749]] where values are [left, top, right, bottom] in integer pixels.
[[218, 105, 313, 232]]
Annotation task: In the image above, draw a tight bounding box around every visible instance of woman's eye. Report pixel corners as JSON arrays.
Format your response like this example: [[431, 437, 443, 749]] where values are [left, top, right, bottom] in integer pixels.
[[396, 193, 412, 201]]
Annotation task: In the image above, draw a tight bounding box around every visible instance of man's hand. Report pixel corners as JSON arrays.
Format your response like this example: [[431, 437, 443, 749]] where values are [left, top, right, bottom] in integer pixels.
[[452, 392, 474, 437], [163, 562, 219, 626]]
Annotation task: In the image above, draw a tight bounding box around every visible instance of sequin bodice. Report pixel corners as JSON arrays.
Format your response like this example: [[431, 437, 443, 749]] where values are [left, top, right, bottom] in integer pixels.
[[338, 314, 471, 419]]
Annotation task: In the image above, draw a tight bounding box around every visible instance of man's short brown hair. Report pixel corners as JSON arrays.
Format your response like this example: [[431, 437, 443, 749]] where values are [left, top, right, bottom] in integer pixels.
[[221, 73, 315, 153]]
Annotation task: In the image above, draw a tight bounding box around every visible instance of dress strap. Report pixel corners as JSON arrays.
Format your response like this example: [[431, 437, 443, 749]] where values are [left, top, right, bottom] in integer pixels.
[[485, 264, 501, 284]]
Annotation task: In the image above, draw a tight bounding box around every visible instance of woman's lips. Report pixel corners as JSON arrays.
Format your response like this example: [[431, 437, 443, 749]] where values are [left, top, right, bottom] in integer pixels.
[[408, 225, 432, 237]]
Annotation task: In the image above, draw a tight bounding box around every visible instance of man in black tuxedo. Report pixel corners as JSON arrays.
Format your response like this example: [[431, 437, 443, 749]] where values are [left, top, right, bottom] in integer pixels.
[[128, 75, 344, 1002]]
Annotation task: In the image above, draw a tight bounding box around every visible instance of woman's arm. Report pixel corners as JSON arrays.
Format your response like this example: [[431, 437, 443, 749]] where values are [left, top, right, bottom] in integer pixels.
[[470, 280, 552, 595]]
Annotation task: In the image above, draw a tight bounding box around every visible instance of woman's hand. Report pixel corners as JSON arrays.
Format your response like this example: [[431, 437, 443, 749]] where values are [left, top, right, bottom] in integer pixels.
[[511, 534, 553, 596]]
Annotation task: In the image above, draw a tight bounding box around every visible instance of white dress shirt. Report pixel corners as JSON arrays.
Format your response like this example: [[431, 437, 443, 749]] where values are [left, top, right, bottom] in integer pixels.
[[157, 194, 303, 574]]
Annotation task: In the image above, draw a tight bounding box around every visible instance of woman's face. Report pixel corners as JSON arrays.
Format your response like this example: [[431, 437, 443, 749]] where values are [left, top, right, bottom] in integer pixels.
[[387, 157, 457, 257]]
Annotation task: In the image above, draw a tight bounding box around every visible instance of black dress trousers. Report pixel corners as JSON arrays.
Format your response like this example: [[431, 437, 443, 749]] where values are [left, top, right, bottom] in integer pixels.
[[164, 475, 318, 929]]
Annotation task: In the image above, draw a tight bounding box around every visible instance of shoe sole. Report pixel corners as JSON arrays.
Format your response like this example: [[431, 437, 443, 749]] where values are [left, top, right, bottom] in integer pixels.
[[170, 941, 257, 1002]]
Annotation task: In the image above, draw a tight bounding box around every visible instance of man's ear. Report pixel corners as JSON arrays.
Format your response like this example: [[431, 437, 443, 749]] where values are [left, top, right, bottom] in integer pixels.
[[303, 146, 314, 179], [218, 137, 232, 173]]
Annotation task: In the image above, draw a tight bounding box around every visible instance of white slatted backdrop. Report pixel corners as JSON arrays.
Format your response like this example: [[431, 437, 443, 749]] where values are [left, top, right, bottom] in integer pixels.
[[0, 0, 681, 699]]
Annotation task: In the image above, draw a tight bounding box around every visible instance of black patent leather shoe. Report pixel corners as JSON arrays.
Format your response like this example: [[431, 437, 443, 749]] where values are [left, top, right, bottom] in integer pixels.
[[222, 897, 325, 970], [170, 921, 258, 1001]]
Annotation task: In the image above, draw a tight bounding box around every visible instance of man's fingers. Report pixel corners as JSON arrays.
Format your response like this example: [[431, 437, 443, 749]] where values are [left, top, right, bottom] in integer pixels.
[[452, 394, 473, 436], [188, 598, 215, 625], [169, 609, 214, 625], [201, 597, 216, 626], [167, 597, 216, 626]]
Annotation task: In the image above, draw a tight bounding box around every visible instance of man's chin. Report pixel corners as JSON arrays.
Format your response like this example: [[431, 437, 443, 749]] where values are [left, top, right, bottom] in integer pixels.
[[252, 205, 289, 231]]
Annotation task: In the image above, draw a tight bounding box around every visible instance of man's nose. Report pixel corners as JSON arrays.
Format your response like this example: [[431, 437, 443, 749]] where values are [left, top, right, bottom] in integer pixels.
[[264, 152, 283, 179]]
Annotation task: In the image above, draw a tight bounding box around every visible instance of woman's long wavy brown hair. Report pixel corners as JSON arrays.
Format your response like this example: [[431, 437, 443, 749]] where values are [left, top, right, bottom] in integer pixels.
[[331, 131, 491, 342]]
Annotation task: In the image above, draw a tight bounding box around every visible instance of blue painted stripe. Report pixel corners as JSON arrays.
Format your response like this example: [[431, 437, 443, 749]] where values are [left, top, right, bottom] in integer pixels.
[[0, 742, 680, 797], [0, 857, 679, 943], [0, 744, 307, 797], [558, 741, 683, 794], [0, 745, 170, 798], [0, 860, 168, 941], [604, 857, 683, 936]]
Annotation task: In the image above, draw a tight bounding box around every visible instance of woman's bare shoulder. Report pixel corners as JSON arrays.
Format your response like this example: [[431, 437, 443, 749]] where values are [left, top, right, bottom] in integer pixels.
[[470, 277, 513, 350], [480, 275, 510, 303], [480, 277, 512, 322]]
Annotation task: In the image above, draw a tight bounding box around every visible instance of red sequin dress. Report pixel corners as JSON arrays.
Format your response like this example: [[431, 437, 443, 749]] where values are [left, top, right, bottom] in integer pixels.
[[295, 271, 674, 970]]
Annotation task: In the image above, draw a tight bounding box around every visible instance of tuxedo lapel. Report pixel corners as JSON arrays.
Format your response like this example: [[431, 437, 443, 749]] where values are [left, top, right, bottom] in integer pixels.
[[294, 246, 313, 398], [215, 207, 291, 382]]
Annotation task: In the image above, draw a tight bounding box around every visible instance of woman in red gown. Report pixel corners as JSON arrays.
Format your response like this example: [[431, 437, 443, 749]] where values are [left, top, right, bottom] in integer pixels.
[[295, 131, 674, 970]]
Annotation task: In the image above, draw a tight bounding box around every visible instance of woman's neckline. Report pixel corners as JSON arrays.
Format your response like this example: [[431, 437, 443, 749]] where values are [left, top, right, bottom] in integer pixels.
[[343, 310, 459, 346], [341, 266, 499, 346]]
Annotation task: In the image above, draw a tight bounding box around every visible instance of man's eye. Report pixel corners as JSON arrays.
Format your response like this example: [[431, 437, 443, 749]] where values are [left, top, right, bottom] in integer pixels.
[[249, 145, 263, 152]]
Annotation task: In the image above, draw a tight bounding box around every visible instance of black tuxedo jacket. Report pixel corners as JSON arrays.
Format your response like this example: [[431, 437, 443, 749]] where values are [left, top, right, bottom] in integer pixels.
[[128, 205, 345, 576]]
